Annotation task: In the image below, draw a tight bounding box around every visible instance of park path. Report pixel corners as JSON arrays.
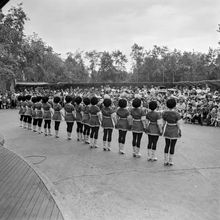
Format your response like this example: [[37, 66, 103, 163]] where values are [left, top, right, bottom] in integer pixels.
[[0, 109, 220, 220]]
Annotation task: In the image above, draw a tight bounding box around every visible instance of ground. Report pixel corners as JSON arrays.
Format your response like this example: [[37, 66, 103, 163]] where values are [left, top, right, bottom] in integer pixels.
[[0, 109, 220, 220]]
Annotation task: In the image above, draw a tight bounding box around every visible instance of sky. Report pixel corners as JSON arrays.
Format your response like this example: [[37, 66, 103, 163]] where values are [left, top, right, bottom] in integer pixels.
[[3, 0, 220, 62]]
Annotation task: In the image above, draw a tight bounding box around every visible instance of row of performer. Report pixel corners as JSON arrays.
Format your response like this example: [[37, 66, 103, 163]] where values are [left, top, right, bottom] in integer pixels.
[[18, 95, 182, 166]]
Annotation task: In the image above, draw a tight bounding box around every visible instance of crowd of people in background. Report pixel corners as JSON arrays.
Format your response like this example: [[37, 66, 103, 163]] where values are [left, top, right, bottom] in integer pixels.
[[1, 84, 220, 127]]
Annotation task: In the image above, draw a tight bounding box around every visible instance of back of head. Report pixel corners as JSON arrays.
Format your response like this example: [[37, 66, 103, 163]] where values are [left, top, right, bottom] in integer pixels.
[[132, 98, 141, 108], [91, 96, 98, 105], [42, 96, 49, 103], [118, 98, 127, 108], [83, 97, 91, 106], [149, 101, 157, 111], [75, 96, 82, 105], [53, 96, 61, 104], [65, 95, 72, 103], [166, 98, 176, 109], [103, 98, 112, 107]]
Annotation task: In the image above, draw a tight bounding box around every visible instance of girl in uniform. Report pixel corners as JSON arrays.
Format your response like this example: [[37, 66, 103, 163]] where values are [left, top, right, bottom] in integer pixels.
[[145, 101, 162, 161], [101, 98, 115, 151], [74, 96, 84, 141], [17, 95, 23, 127], [82, 97, 91, 144], [64, 95, 75, 140], [31, 97, 38, 132], [115, 98, 130, 154], [52, 96, 62, 138], [42, 96, 53, 136], [89, 96, 102, 148], [35, 96, 43, 134], [24, 95, 33, 130], [22, 96, 27, 129], [162, 98, 182, 166], [130, 98, 146, 158]]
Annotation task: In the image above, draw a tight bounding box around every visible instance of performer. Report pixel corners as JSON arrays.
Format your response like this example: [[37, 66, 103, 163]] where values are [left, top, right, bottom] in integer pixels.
[[74, 96, 84, 141], [82, 97, 91, 144], [64, 95, 75, 140], [115, 98, 130, 154], [42, 96, 53, 136], [130, 98, 146, 158], [35, 96, 43, 134], [89, 96, 101, 148], [52, 96, 62, 138], [101, 98, 115, 151], [31, 97, 38, 132], [17, 95, 23, 127], [145, 101, 162, 161], [24, 95, 33, 130], [22, 96, 27, 129], [162, 98, 182, 166]]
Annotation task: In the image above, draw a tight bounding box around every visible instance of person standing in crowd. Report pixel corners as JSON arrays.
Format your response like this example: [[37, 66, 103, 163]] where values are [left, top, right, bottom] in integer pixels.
[[115, 98, 130, 154], [145, 101, 162, 161], [42, 96, 53, 136], [35, 96, 43, 134], [101, 98, 115, 151], [82, 97, 91, 144], [31, 97, 38, 132], [130, 98, 146, 158], [64, 95, 75, 140], [89, 96, 102, 148], [162, 98, 182, 166], [52, 96, 62, 138], [74, 96, 84, 141]]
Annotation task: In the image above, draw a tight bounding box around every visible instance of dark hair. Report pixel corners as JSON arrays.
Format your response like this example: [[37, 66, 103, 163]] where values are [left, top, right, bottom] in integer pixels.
[[42, 96, 49, 103], [25, 95, 31, 101], [65, 95, 72, 103], [31, 97, 37, 103], [83, 97, 90, 105], [53, 96, 61, 104], [22, 96, 26, 102], [36, 96, 42, 102], [91, 96, 98, 105], [118, 98, 127, 108], [166, 98, 176, 109], [132, 98, 141, 108], [149, 101, 157, 111], [75, 96, 82, 105], [17, 95, 22, 101], [103, 98, 112, 107]]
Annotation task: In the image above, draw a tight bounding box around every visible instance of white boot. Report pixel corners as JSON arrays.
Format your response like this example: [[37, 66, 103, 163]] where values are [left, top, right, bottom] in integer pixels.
[[67, 132, 72, 140], [55, 130, 59, 138], [164, 153, 169, 166], [77, 132, 80, 141], [85, 135, 90, 144], [44, 128, 48, 136], [133, 146, 136, 157], [38, 127, 42, 134], [119, 143, 125, 154], [48, 129, 52, 136], [107, 142, 111, 151], [33, 125, 36, 132], [135, 147, 141, 158], [147, 149, 152, 161], [103, 141, 107, 151], [80, 133, 83, 142], [169, 154, 174, 166], [94, 139, 98, 148], [151, 150, 157, 161], [90, 138, 94, 148]]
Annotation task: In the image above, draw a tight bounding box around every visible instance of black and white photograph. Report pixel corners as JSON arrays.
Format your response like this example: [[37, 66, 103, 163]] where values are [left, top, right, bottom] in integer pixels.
[[0, 0, 220, 219]]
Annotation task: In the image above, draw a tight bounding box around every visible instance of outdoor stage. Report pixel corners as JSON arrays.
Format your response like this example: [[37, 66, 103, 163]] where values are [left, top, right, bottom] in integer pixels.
[[0, 109, 219, 220]]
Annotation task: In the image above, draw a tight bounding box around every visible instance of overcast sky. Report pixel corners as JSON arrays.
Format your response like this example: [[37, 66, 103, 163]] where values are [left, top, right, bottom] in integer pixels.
[[3, 0, 220, 60]]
